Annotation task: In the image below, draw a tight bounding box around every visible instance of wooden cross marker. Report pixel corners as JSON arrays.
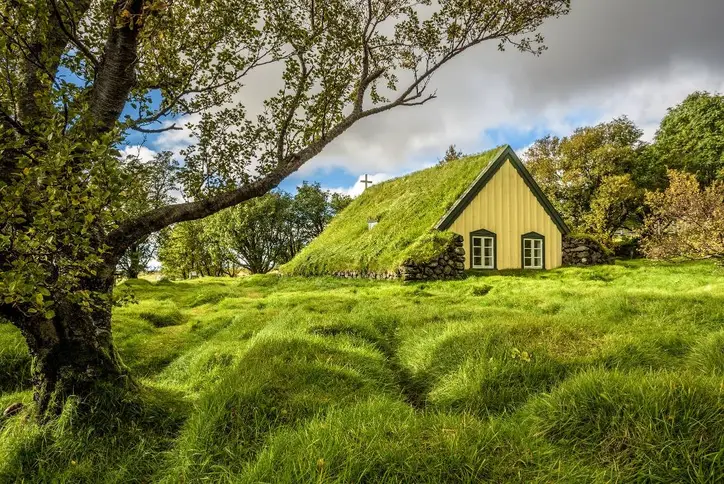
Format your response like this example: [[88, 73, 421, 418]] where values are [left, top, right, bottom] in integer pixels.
[[361, 174, 373, 190]]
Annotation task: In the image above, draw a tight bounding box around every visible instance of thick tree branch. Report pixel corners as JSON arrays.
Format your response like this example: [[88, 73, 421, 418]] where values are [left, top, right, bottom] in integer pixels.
[[277, 52, 312, 162], [84, 0, 144, 135], [107, 110, 365, 258], [14, 0, 91, 125]]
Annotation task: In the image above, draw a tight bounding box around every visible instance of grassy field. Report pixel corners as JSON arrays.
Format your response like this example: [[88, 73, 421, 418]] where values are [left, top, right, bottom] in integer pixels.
[[1, 261, 723, 482]]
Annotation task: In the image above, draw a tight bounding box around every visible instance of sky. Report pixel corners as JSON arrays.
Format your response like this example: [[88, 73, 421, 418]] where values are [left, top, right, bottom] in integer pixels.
[[122, 0, 724, 198]]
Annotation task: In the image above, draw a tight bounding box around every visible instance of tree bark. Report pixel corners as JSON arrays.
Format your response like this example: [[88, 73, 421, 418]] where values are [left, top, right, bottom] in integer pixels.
[[124, 245, 143, 279], [13, 270, 129, 419]]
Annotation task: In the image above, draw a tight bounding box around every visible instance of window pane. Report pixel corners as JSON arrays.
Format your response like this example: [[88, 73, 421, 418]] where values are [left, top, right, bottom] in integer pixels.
[[484, 256, 492, 268], [524, 240, 531, 249], [473, 248, 481, 256], [524, 257, 532, 267], [472, 237, 481, 248], [473, 257, 482, 267], [484, 248, 491, 257], [524, 248, 531, 257]]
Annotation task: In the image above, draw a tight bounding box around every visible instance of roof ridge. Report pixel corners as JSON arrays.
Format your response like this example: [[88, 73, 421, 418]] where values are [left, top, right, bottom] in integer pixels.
[[359, 146, 506, 194], [434, 146, 570, 234]]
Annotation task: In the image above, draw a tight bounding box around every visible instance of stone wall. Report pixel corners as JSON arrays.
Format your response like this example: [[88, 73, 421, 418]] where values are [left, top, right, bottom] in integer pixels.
[[399, 234, 466, 281], [562, 235, 614, 266], [333, 234, 466, 281]]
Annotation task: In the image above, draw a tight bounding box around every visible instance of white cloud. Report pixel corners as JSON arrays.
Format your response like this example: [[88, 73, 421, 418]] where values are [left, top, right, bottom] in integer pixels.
[[121, 145, 157, 163], [327, 173, 395, 198], [134, 0, 724, 184], [152, 114, 200, 157]]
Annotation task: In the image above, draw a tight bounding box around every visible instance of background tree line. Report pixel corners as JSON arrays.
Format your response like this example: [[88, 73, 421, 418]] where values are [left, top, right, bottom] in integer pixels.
[[145, 182, 352, 278], [522, 90, 724, 262]]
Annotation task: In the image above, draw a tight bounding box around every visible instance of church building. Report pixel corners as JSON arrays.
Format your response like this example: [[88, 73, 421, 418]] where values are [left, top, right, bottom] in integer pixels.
[[283, 145, 570, 279]]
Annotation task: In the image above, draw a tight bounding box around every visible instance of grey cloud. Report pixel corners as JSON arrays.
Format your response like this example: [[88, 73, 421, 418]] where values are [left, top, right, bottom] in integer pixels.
[[156, 0, 724, 178], [310, 0, 724, 175]]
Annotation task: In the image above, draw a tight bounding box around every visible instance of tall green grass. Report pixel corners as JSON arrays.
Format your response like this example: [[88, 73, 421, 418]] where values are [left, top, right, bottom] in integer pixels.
[[0, 260, 723, 482]]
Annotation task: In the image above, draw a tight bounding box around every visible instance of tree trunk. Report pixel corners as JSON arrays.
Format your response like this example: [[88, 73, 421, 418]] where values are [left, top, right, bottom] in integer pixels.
[[17, 276, 129, 419], [124, 245, 143, 278]]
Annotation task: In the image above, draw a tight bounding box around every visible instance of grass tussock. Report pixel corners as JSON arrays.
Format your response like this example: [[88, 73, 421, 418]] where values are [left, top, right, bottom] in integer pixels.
[[530, 370, 724, 482], [242, 397, 599, 483], [1, 260, 723, 482], [688, 330, 724, 376]]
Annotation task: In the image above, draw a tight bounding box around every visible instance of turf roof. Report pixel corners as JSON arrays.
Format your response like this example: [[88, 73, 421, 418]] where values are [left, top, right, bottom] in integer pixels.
[[282, 146, 506, 275]]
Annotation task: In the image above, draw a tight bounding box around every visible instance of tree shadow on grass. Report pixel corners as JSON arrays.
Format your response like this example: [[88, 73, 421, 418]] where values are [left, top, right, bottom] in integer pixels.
[[0, 383, 190, 483]]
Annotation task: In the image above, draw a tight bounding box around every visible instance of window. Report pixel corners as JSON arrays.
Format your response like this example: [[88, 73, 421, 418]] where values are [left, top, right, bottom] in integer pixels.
[[470, 230, 496, 269], [522, 233, 544, 269]]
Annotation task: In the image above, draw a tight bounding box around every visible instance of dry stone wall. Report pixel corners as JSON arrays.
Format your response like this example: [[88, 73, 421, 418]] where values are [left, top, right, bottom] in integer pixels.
[[562, 235, 614, 266], [333, 234, 466, 281], [399, 234, 466, 281]]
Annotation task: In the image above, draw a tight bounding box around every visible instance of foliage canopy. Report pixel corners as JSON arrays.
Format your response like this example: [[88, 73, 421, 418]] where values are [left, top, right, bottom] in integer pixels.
[[525, 116, 663, 242], [653, 91, 724, 186]]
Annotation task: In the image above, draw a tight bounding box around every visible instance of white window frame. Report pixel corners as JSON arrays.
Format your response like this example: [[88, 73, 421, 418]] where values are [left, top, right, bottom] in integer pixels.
[[471, 236, 495, 269], [523, 237, 544, 269]]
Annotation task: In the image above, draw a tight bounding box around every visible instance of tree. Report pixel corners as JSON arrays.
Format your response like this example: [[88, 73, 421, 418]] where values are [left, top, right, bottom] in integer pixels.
[[0, 0, 570, 417], [330, 192, 353, 215], [641, 170, 724, 263], [117, 152, 178, 278], [439, 144, 463, 164], [525, 117, 661, 239], [653, 91, 724, 186], [293, 182, 331, 241], [213, 193, 293, 274], [158, 220, 235, 278], [159, 184, 348, 275], [583, 174, 639, 242]]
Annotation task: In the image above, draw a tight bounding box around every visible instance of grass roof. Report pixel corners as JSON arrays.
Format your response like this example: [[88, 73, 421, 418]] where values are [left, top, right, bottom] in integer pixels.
[[282, 146, 505, 275]]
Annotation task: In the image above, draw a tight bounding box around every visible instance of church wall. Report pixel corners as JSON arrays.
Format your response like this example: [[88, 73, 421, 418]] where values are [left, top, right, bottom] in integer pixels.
[[447, 158, 563, 270]]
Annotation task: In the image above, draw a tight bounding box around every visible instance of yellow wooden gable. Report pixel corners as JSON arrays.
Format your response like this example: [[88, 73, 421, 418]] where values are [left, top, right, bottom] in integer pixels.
[[436, 146, 569, 270]]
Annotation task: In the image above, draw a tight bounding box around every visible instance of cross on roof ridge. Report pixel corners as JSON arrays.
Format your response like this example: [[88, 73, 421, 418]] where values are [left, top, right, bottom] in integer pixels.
[[361, 174, 373, 190]]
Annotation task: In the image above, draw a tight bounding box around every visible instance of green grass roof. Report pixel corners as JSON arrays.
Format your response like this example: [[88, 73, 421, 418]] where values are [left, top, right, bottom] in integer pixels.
[[282, 146, 505, 275]]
